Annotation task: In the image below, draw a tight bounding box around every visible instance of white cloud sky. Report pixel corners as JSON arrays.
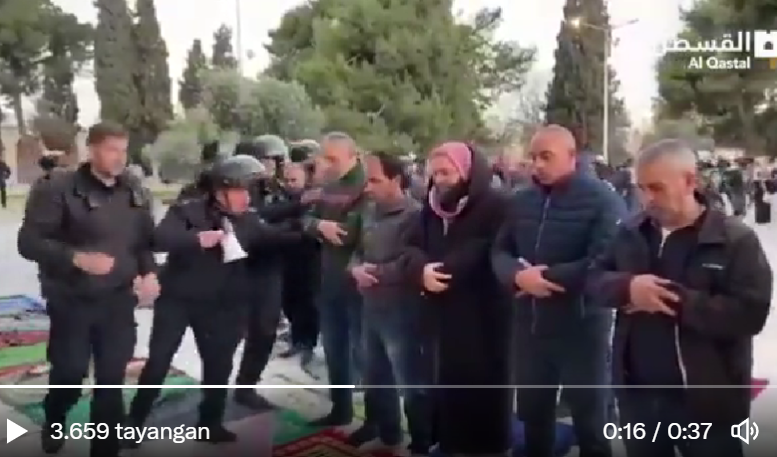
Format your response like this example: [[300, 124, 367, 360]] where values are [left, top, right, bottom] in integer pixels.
[[52, 0, 693, 127]]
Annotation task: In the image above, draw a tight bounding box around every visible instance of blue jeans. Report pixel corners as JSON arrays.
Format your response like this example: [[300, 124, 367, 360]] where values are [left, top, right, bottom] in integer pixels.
[[317, 272, 363, 419], [619, 391, 743, 457], [361, 301, 432, 448]]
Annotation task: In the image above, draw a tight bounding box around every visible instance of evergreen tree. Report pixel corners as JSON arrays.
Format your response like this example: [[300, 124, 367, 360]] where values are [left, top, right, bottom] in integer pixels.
[[179, 39, 207, 110], [544, 0, 628, 158], [37, 9, 92, 128], [94, 0, 141, 129], [211, 24, 237, 69], [133, 0, 172, 146]]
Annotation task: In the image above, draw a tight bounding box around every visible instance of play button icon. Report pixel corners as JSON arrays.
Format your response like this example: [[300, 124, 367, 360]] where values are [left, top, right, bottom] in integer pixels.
[[6, 419, 27, 443]]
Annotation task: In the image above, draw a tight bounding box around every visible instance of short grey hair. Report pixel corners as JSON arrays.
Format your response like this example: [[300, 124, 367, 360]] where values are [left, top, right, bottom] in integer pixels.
[[635, 139, 697, 172], [322, 131, 357, 156]]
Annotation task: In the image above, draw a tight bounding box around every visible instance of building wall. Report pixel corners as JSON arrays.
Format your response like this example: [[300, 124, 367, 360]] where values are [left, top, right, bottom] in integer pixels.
[[0, 126, 87, 184]]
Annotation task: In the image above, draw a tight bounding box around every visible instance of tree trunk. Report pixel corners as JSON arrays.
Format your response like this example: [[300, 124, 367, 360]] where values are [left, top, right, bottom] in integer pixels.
[[11, 92, 26, 135]]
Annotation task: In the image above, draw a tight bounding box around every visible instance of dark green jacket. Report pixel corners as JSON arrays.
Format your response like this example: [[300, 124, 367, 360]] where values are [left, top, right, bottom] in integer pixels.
[[302, 161, 366, 273]]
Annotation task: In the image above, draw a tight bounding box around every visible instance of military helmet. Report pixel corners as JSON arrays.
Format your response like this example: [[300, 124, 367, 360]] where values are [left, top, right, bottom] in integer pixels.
[[210, 154, 266, 189], [254, 134, 289, 159], [289, 139, 320, 163]]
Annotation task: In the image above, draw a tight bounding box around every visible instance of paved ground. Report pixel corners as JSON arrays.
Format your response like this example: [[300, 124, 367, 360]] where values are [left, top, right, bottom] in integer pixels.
[[1, 205, 777, 454]]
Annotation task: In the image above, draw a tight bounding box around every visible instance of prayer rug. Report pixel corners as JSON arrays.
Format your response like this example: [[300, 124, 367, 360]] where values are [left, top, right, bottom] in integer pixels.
[[273, 428, 396, 457]]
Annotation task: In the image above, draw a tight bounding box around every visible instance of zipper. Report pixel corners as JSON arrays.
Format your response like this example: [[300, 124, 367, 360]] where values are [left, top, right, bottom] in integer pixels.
[[658, 232, 688, 386], [530, 196, 551, 334]]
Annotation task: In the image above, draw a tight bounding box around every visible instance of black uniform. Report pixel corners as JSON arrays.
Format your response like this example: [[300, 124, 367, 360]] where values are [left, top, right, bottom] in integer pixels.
[[233, 181, 306, 403], [279, 188, 321, 352], [17, 163, 155, 457], [129, 156, 302, 442]]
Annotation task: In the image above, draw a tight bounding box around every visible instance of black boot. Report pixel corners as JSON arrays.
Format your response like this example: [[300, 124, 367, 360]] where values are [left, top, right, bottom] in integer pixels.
[[345, 424, 378, 447], [278, 344, 302, 359], [307, 411, 351, 428], [41, 422, 65, 454], [234, 390, 272, 410], [196, 423, 238, 444], [120, 415, 146, 449], [299, 347, 315, 368]]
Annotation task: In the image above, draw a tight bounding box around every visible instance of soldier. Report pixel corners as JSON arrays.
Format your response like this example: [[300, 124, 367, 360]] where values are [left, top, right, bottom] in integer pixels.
[[18, 122, 158, 457], [232, 136, 323, 408], [126, 155, 303, 445]]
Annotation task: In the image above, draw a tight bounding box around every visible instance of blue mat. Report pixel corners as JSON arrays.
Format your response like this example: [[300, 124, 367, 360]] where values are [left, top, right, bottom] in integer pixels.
[[0, 295, 45, 315], [430, 419, 576, 457]]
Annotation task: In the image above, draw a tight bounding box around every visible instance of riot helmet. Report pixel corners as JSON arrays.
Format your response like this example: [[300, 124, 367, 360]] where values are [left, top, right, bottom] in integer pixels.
[[289, 139, 320, 163], [210, 155, 267, 190], [254, 135, 289, 159]]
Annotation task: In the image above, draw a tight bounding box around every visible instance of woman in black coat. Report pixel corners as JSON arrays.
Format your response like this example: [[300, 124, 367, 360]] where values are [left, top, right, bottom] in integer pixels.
[[404, 142, 513, 456]]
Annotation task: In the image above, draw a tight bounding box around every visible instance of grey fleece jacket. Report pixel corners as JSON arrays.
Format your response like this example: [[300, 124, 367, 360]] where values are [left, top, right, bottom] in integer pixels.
[[351, 196, 421, 307]]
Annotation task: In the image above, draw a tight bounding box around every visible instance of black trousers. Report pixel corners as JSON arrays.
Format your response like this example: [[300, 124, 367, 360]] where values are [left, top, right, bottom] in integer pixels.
[[45, 294, 137, 457], [0, 184, 6, 208], [130, 298, 247, 425], [282, 265, 319, 348], [236, 269, 283, 385]]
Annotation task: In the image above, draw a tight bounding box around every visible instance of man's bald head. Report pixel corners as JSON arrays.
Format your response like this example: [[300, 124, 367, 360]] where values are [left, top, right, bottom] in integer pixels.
[[530, 124, 577, 152], [528, 124, 578, 185]]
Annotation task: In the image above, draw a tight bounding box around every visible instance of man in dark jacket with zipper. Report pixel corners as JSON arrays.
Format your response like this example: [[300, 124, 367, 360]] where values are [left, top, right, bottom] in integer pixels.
[[126, 155, 304, 446], [17, 122, 157, 457], [587, 139, 772, 457], [492, 125, 625, 457], [303, 132, 367, 427]]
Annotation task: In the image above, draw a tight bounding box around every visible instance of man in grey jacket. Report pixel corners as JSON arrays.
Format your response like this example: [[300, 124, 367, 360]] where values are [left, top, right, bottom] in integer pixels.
[[345, 151, 431, 455]]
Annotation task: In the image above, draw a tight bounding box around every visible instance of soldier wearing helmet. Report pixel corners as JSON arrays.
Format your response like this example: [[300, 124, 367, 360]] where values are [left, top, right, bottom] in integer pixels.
[[128, 154, 304, 445]]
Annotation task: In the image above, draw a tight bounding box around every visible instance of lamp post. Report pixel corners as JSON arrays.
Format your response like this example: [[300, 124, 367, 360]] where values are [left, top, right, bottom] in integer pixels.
[[568, 18, 637, 163], [235, 0, 243, 74]]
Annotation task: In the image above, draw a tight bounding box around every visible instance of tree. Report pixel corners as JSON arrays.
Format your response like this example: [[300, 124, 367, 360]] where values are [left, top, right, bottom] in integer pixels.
[[148, 106, 218, 182], [236, 76, 324, 139], [201, 68, 247, 131], [544, 0, 630, 160], [201, 68, 323, 139], [0, 0, 52, 134], [211, 24, 237, 69], [94, 0, 141, 132], [36, 8, 93, 132], [265, 0, 535, 153], [133, 0, 172, 147], [179, 39, 207, 110], [655, 0, 777, 153]]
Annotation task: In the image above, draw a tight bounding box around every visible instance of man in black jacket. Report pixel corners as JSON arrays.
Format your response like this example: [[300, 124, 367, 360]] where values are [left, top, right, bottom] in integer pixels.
[[126, 155, 303, 446], [17, 122, 157, 457], [587, 139, 772, 457], [277, 162, 321, 365]]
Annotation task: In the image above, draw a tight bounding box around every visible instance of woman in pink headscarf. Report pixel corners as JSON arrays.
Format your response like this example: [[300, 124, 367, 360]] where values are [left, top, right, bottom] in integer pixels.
[[403, 142, 514, 457]]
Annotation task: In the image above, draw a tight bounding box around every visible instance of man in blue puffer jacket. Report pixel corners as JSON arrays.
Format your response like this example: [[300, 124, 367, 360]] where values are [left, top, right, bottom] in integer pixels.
[[492, 125, 625, 457]]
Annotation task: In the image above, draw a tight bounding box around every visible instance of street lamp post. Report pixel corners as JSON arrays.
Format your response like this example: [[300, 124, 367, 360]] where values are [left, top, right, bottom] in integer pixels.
[[235, 0, 243, 74], [568, 18, 637, 163]]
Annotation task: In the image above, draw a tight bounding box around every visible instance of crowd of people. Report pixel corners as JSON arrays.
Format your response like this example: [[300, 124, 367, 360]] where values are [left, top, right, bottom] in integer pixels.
[[15, 120, 774, 457]]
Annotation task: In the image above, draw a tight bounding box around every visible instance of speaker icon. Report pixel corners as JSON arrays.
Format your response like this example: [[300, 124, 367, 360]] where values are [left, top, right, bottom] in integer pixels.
[[731, 418, 759, 444]]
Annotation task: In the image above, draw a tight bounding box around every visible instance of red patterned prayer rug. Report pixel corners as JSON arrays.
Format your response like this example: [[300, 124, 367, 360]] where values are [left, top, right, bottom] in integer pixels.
[[273, 428, 398, 457]]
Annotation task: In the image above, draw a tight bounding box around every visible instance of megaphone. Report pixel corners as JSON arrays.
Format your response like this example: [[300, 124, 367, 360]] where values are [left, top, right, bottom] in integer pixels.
[[221, 217, 247, 263]]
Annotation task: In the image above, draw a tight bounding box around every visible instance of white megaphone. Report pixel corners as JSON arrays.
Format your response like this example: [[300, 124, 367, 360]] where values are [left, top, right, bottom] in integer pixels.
[[221, 217, 247, 263]]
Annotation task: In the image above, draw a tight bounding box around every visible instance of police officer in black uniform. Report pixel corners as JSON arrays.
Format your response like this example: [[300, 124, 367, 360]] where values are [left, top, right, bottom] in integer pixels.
[[126, 154, 303, 445], [278, 140, 322, 365], [17, 122, 156, 457], [231, 136, 311, 409]]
